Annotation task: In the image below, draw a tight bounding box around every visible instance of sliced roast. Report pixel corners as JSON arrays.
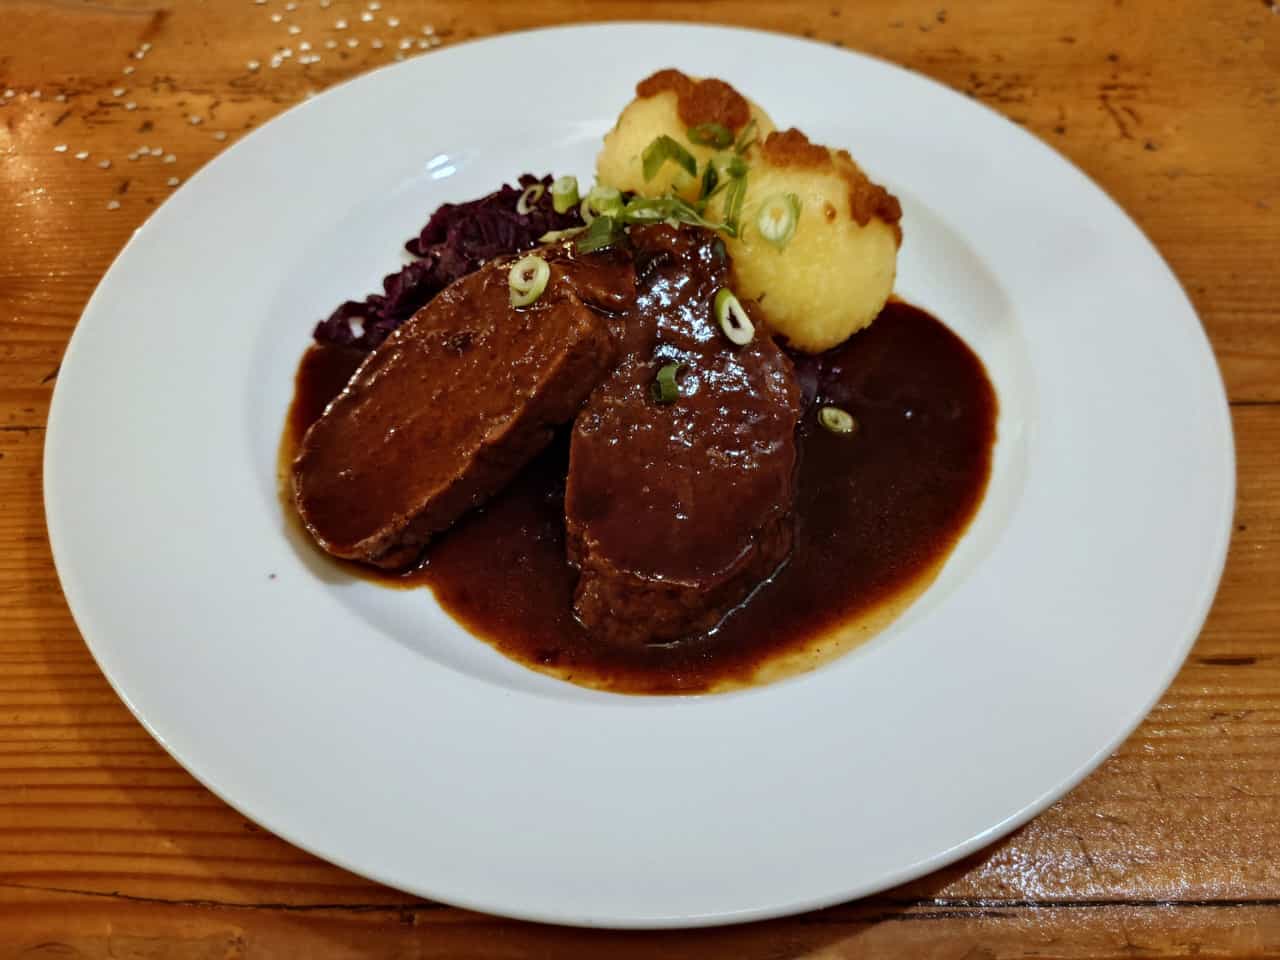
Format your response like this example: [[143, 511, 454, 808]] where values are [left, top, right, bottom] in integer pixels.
[[565, 226, 804, 646], [293, 247, 634, 569]]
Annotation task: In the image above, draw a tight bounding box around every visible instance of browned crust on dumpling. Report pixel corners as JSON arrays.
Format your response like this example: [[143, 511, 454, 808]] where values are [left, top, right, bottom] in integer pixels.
[[759, 127, 830, 167], [761, 128, 903, 245], [635, 69, 752, 132]]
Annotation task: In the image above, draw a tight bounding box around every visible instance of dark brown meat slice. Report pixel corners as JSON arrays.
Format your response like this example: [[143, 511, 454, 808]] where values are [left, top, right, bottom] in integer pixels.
[[565, 226, 804, 646], [293, 247, 634, 568]]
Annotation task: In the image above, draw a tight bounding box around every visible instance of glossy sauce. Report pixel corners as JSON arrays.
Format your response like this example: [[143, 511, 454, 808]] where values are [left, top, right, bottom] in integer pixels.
[[284, 301, 997, 694]]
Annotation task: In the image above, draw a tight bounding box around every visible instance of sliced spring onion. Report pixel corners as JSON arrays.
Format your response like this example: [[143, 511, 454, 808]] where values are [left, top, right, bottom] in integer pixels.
[[621, 196, 665, 221], [621, 196, 670, 222], [508, 254, 550, 307], [622, 193, 680, 220], [734, 118, 759, 154], [720, 153, 748, 179], [675, 196, 722, 229], [588, 184, 623, 215], [714, 288, 754, 345], [721, 173, 749, 237], [550, 175, 579, 214], [624, 196, 688, 224], [574, 214, 621, 254], [687, 122, 733, 148], [642, 135, 697, 181], [699, 162, 719, 201], [651, 362, 683, 404], [515, 183, 545, 215], [818, 406, 857, 435], [756, 192, 801, 248], [589, 184, 623, 214], [579, 184, 623, 225], [538, 226, 587, 243], [621, 195, 722, 232]]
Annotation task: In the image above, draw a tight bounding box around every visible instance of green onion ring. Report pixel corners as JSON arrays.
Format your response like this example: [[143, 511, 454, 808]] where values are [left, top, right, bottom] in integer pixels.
[[713, 288, 754, 345], [580, 184, 623, 226], [756, 192, 801, 248], [588, 184, 623, 216], [515, 183, 545, 216], [818, 406, 857, 434], [508, 254, 551, 307], [550, 175, 580, 214], [651, 362, 683, 404]]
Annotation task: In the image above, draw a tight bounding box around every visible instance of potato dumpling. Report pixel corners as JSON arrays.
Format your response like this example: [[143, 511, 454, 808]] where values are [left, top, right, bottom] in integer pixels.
[[596, 69, 775, 203], [718, 129, 902, 353]]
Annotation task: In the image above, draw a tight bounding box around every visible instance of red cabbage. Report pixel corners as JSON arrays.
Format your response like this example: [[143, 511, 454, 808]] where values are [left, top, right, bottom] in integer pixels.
[[314, 174, 583, 351]]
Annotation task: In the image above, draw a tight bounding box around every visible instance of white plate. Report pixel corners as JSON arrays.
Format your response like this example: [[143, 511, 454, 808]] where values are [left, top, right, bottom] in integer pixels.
[[44, 24, 1234, 928]]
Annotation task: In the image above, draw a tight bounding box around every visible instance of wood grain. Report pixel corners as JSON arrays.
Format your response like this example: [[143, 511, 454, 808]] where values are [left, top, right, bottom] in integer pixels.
[[2, 0, 1277, 955]]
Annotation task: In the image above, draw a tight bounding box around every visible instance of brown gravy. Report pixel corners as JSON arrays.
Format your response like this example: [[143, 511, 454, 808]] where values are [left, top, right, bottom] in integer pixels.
[[284, 301, 997, 694]]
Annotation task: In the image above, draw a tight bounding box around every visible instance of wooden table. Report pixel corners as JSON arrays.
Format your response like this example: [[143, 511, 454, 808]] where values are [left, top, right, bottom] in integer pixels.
[[2, 0, 1276, 954]]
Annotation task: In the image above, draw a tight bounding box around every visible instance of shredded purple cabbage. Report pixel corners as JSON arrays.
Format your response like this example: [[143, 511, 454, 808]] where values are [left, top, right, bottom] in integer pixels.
[[313, 174, 583, 351]]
